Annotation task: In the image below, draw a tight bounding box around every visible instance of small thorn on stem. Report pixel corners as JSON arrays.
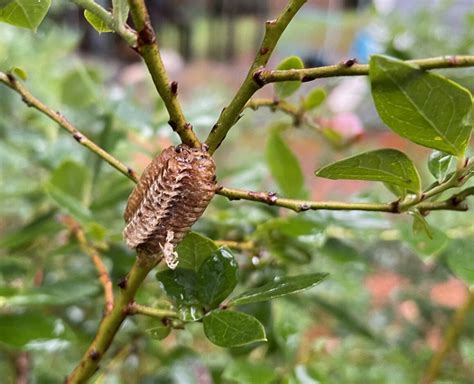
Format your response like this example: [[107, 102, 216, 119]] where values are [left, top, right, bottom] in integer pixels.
[[117, 276, 128, 289], [252, 67, 265, 87], [170, 81, 178, 95], [343, 58, 358, 67]]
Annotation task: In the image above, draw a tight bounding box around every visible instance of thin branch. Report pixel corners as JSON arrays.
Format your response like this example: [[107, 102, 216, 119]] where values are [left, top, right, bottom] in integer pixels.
[[245, 98, 303, 125], [422, 290, 474, 384], [128, 303, 178, 319], [62, 216, 114, 314], [216, 186, 473, 214], [0, 72, 139, 184], [71, 0, 137, 45], [127, 0, 200, 148], [65, 257, 156, 383], [256, 55, 474, 84], [205, 0, 308, 154]]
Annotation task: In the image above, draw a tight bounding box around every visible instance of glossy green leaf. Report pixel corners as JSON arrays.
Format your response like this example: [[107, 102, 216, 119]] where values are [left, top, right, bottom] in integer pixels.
[[0, 0, 51, 31], [428, 150, 455, 182], [315, 149, 421, 193], [274, 56, 304, 98], [303, 87, 326, 110], [156, 268, 199, 305], [446, 240, 474, 287], [203, 310, 266, 347], [222, 360, 277, 384], [177, 232, 218, 272], [266, 128, 305, 198], [197, 248, 238, 308], [84, 9, 112, 33], [229, 273, 328, 306], [370, 55, 473, 156], [148, 325, 171, 340], [0, 313, 63, 348]]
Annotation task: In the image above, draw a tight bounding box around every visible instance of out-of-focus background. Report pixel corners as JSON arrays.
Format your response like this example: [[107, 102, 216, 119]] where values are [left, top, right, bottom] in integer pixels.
[[1, 0, 474, 382]]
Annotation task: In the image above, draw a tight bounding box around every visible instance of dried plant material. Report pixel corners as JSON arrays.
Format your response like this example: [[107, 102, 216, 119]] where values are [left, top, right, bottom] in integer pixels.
[[123, 145, 216, 264]]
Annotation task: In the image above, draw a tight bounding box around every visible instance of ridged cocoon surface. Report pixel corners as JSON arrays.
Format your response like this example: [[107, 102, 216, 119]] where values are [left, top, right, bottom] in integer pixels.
[[123, 145, 216, 256]]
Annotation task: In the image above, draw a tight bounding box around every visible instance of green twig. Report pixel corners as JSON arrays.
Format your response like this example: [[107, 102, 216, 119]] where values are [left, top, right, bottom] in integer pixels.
[[257, 55, 474, 84], [0, 72, 139, 184], [65, 258, 156, 383], [128, 0, 200, 147], [205, 0, 308, 154], [71, 0, 136, 45], [245, 98, 304, 125], [128, 303, 179, 319], [216, 186, 473, 214], [422, 290, 474, 384]]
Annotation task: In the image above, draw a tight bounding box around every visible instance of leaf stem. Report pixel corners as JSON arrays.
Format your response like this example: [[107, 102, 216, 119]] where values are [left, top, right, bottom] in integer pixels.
[[128, 0, 200, 147], [258, 55, 474, 84], [70, 0, 136, 45], [0, 72, 139, 184], [205, 0, 308, 154], [128, 303, 179, 319], [65, 257, 156, 383]]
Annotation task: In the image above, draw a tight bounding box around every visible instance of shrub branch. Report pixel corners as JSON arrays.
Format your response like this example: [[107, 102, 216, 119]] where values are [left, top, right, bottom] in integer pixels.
[[61, 216, 114, 315], [257, 55, 474, 84], [65, 257, 156, 383], [0, 72, 139, 184], [128, 0, 200, 147], [205, 0, 308, 154]]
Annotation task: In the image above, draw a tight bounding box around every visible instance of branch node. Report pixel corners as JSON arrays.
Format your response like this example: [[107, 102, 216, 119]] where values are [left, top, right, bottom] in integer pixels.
[[260, 47, 270, 55], [252, 67, 266, 87], [88, 349, 101, 361], [168, 119, 178, 132], [390, 200, 401, 213], [117, 276, 128, 289], [72, 132, 84, 143], [447, 55, 459, 66], [170, 81, 178, 95], [137, 23, 156, 46], [299, 203, 311, 211], [343, 58, 358, 67]]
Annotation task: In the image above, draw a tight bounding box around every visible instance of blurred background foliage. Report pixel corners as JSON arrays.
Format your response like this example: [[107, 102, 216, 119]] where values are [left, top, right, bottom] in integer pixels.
[[1, 0, 474, 383]]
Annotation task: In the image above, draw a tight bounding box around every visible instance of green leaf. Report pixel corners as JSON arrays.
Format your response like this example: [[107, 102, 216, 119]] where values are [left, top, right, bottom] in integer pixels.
[[112, 0, 129, 27], [446, 240, 474, 288], [0, 0, 51, 31], [315, 149, 421, 193], [203, 310, 266, 347], [274, 56, 304, 98], [197, 248, 238, 308], [49, 160, 91, 202], [303, 87, 326, 110], [229, 273, 328, 306], [148, 325, 171, 340], [156, 268, 199, 305], [177, 232, 218, 272], [266, 128, 305, 198], [428, 150, 455, 183], [0, 313, 64, 348], [400, 220, 448, 257], [84, 9, 113, 33], [45, 160, 92, 222], [410, 211, 433, 239], [9, 66, 28, 81], [44, 182, 92, 222], [370, 55, 473, 156], [222, 360, 278, 384], [61, 67, 101, 108]]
